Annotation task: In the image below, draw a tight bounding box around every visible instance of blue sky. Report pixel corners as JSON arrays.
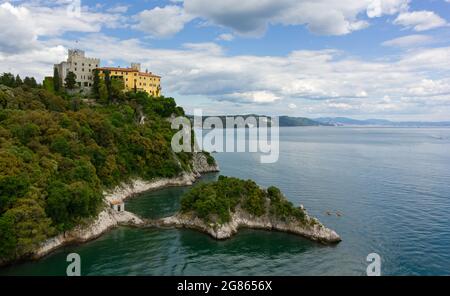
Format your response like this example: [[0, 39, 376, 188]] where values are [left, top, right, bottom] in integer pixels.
[[1, 0, 450, 120]]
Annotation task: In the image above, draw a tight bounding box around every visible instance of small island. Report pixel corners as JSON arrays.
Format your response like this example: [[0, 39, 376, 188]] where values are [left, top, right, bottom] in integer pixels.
[[157, 176, 341, 244]]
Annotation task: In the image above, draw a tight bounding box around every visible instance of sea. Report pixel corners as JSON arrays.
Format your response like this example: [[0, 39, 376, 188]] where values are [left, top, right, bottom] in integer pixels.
[[1, 127, 449, 275]]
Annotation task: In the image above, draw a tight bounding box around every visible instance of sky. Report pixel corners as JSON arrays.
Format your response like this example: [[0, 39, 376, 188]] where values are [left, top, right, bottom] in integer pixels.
[[0, 0, 450, 120]]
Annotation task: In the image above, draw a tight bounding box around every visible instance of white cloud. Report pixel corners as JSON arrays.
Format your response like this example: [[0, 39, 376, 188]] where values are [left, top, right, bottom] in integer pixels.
[[216, 33, 235, 41], [135, 5, 194, 37], [176, 0, 410, 36], [394, 11, 447, 31], [382, 34, 434, 47], [366, 0, 409, 18], [106, 5, 129, 14], [0, 3, 37, 53], [0, 2, 126, 53], [224, 91, 281, 104], [182, 42, 224, 55], [0, 44, 67, 79], [132, 0, 411, 38]]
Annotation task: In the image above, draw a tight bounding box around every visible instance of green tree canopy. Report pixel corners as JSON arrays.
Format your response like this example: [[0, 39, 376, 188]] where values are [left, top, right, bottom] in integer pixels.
[[0, 73, 16, 87], [92, 69, 100, 99], [23, 77, 38, 88], [53, 67, 61, 93], [64, 72, 77, 90], [0, 83, 193, 262]]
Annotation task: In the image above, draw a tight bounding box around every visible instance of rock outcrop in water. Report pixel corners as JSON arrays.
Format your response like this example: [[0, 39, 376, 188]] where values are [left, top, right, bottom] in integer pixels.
[[158, 207, 341, 244], [154, 176, 341, 244]]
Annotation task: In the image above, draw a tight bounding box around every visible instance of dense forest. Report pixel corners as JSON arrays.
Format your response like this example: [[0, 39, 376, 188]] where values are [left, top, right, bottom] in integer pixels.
[[181, 176, 308, 225], [0, 73, 191, 262]]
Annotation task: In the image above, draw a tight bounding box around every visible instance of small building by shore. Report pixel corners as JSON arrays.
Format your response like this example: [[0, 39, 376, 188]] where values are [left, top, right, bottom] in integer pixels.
[[111, 199, 125, 212]]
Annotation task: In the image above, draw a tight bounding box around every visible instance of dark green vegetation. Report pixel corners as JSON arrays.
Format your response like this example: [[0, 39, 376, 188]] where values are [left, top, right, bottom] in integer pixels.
[[0, 73, 38, 89], [0, 76, 192, 262], [180, 176, 306, 225], [64, 72, 77, 90]]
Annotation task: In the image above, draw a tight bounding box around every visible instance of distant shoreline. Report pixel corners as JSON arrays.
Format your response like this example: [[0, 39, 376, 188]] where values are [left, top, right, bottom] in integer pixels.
[[187, 115, 450, 128]]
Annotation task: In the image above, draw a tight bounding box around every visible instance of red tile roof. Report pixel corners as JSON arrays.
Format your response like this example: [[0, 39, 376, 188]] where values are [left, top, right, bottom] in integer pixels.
[[97, 67, 137, 72], [96, 67, 161, 78]]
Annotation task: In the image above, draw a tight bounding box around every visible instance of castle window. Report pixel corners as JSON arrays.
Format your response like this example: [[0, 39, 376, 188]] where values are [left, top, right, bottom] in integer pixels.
[[82, 68, 84, 72]]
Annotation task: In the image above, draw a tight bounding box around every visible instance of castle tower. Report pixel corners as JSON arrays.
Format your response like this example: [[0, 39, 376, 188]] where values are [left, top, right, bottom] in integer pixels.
[[54, 49, 100, 92]]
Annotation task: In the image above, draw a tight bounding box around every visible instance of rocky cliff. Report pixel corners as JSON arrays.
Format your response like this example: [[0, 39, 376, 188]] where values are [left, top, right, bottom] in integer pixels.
[[33, 206, 144, 259], [158, 206, 341, 244]]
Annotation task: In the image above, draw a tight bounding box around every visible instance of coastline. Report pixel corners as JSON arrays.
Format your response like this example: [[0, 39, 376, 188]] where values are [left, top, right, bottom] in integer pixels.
[[156, 206, 341, 244], [15, 153, 220, 265]]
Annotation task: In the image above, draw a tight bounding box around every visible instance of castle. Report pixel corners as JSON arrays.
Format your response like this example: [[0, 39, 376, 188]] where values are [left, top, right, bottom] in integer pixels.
[[54, 49, 161, 97]]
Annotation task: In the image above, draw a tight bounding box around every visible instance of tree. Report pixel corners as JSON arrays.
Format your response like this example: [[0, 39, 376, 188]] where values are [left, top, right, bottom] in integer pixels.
[[23, 77, 38, 88], [53, 67, 61, 93], [0, 90, 7, 109], [0, 73, 15, 87], [92, 69, 100, 99], [43, 77, 54, 93], [3, 199, 53, 256], [104, 70, 112, 103], [0, 214, 16, 259], [14, 75, 23, 87], [110, 78, 125, 102], [0, 85, 194, 261], [98, 79, 108, 104], [46, 180, 100, 231], [0, 175, 30, 214], [65, 71, 77, 90]]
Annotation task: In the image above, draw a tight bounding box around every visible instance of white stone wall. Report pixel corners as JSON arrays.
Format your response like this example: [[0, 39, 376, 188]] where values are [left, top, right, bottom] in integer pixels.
[[55, 49, 100, 90]]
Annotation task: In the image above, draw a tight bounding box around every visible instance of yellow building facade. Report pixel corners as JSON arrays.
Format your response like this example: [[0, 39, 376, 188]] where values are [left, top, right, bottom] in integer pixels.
[[97, 63, 161, 97]]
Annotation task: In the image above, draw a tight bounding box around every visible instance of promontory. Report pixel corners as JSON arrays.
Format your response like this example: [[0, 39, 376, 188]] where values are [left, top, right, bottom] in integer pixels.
[[155, 176, 341, 244]]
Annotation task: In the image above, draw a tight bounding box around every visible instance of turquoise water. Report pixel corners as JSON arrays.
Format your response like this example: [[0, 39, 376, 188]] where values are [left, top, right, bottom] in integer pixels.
[[1, 127, 450, 275]]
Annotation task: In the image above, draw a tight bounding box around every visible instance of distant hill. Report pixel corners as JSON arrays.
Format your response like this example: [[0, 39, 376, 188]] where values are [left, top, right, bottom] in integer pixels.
[[315, 117, 450, 127], [187, 115, 328, 127], [279, 116, 329, 127]]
